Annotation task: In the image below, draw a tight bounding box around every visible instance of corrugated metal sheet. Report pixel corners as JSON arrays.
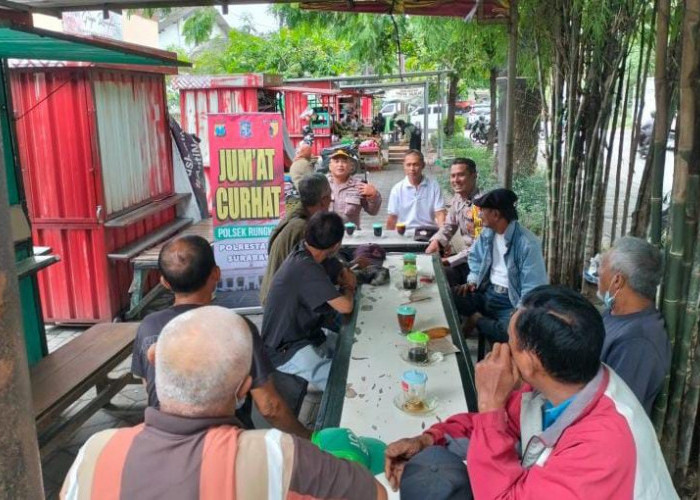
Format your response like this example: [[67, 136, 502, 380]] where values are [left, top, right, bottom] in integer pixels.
[[172, 73, 282, 90], [11, 69, 99, 222], [361, 96, 373, 124], [11, 66, 176, 323], [93, 71, 173, 216], [180, 88, 259, 167], [33, 207, 175, 323]]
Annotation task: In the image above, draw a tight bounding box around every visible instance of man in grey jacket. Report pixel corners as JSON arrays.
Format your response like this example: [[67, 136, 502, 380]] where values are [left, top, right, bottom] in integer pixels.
[[454, 189, 548, 343], [597, 236, 670, 415]]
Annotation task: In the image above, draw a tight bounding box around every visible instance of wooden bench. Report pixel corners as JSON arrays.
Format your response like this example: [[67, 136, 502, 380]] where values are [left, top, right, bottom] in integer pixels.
[[125, 218, 214, 320], [31, 322, 140, 458], [107, 218, 193, 261]]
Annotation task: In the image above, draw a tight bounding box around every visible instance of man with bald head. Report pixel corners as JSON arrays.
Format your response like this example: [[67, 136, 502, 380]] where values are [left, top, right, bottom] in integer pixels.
[[131, 235, 311, 438], [64, 307, 387, 499]]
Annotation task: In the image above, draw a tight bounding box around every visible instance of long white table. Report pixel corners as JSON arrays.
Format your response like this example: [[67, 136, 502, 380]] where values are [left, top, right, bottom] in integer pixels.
[[315, 253, 476, 445], [341, 229, 429, 253]]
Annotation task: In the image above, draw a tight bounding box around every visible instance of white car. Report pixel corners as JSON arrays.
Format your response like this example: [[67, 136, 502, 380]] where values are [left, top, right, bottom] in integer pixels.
[[409, 104, 444, 130]]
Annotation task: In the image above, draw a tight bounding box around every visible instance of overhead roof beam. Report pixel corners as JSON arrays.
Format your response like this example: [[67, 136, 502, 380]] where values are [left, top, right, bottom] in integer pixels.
[[285, 70, 451, 84]]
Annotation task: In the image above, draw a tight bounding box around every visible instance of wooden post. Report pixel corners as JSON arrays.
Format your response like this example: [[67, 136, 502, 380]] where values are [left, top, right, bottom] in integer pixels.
[[0, 63, 44, 499], [502, 0, 518, 189]]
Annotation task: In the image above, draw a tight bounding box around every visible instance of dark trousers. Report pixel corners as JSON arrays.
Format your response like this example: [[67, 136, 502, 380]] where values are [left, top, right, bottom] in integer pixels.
[[453, 285, 514, 343], [443, 263, 470, 288]]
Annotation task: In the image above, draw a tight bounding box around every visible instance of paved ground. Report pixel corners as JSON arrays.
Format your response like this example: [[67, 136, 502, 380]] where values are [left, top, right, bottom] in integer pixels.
[[38, 149, 459, 498]]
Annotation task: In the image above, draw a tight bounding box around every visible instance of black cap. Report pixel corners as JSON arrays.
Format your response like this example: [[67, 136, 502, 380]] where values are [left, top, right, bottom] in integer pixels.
[[474, 188, 518, 211], [400, 446, 473, 500]]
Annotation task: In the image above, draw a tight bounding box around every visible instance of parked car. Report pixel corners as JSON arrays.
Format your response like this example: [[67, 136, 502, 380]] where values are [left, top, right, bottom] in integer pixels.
[[409, 104, 444, 130]]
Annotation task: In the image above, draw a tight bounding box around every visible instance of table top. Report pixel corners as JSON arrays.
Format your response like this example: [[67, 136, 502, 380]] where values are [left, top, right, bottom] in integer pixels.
[[341, 229, 429, 252], [316, 253, 477, 445], [131, 218, 214, 267]]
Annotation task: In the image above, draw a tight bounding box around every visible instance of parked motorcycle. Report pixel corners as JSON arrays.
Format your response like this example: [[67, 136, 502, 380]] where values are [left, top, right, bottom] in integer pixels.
[[470, 118, 488, 145]]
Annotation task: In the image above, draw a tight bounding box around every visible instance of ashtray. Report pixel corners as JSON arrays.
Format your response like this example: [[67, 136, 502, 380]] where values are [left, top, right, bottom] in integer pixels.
[[393, 394, 439, 416]]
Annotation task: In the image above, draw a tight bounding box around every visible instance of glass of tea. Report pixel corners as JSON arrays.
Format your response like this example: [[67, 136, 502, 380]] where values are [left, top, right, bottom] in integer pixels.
[[397, 305, 417, 334], [406, 331, 430, 363], [403, 264, 417, 290], [396, 222, 406, 236], [344, 222, 356, 236], [373, 223, 383, 237]]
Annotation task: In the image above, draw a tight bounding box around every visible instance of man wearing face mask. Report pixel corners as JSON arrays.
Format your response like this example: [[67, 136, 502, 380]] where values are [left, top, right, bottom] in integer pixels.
[[385, 286, 677, 500], [131, 235, 311, 438], [262, 212, 356, 391], [597, 236, 670, 415]]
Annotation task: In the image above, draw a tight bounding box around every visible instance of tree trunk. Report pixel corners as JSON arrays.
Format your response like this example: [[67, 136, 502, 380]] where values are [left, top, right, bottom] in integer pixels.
[[513, 82, 541, 177], [487, 67, 498, 151], [445, 72, 458, 137]]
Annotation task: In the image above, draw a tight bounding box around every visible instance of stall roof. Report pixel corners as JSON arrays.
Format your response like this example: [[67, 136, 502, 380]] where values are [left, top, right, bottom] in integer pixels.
[[5, 0, 509, 21], [0, 18, 188, 66], [171, 73, 282, 89], [268, 85, 343, 96]]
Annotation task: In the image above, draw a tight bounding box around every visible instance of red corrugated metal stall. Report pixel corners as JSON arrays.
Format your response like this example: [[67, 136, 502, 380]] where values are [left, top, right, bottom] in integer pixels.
[[11, 65, 175, 323], [175, 74, 281, 169], [273, 86, 340, 156], [361, 95, 373, 125]]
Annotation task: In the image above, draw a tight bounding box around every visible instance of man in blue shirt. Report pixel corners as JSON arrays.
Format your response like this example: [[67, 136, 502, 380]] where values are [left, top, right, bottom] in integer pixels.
[[597, 236, 670, 415], [454, 189, 548, 343]]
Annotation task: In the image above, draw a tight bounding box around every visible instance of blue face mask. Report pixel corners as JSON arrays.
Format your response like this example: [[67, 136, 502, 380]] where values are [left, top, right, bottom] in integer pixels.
[[597, 286, 618, 310]]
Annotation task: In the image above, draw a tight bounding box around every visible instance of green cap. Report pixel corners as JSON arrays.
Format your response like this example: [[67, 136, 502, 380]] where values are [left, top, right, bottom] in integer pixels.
[[311, 427, 387, 475], [373, 223, 383, 228], [345, 222, 356, 228], [404, 252, 417, 261], [407, 331, 429, 344]]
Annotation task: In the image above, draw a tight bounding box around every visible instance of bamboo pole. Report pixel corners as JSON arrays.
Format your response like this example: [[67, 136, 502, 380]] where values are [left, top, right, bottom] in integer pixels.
[[662, 174, 699, 469], [650, 0, 671, 245], [622, 5, 652, 237], [611, 66, 632, 243], [653, 0, 699, 438]]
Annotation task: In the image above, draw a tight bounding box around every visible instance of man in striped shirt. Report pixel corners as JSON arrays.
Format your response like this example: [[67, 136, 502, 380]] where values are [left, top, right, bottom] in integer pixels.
[[61, 306, 386, 500]]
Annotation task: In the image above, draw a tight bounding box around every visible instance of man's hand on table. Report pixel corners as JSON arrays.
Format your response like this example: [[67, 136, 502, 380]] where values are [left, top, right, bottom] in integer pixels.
[[337, 267, 357, 293], [425, 239, 440, 254], [475, 343, 521, 413], [384, 433, 434, 491]]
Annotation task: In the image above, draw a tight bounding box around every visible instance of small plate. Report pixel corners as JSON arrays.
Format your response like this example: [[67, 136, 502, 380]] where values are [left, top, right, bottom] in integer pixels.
[[399, 348, 444, 366], [393, 393, 439, 416]]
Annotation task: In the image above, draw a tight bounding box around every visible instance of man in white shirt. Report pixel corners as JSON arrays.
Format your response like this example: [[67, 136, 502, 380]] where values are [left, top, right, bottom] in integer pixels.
[[386, 150, 446, 230], [454, 189, 548, 343]]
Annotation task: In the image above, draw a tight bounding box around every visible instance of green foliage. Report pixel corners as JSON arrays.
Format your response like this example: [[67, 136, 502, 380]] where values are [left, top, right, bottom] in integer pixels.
[[182, 7, 217, 46], [435, 136, 547, 237], [191, 25, 358, 78]]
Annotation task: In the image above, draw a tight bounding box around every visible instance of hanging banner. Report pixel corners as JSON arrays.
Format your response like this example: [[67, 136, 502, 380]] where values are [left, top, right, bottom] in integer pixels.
[[209, 113, 285, 306]]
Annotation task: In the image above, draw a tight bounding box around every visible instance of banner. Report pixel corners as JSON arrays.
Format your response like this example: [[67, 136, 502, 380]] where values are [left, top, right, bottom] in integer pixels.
[[209, 113, 285, 307], [169, 117, 208, 218]]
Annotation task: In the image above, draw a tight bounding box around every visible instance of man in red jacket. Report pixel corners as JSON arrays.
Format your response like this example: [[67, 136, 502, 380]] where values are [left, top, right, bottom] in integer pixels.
[[385, 285, 677, 500]]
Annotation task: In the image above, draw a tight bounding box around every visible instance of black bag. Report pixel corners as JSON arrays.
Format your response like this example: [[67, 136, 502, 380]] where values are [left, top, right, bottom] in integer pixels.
[[414, 225, 439, 242]]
